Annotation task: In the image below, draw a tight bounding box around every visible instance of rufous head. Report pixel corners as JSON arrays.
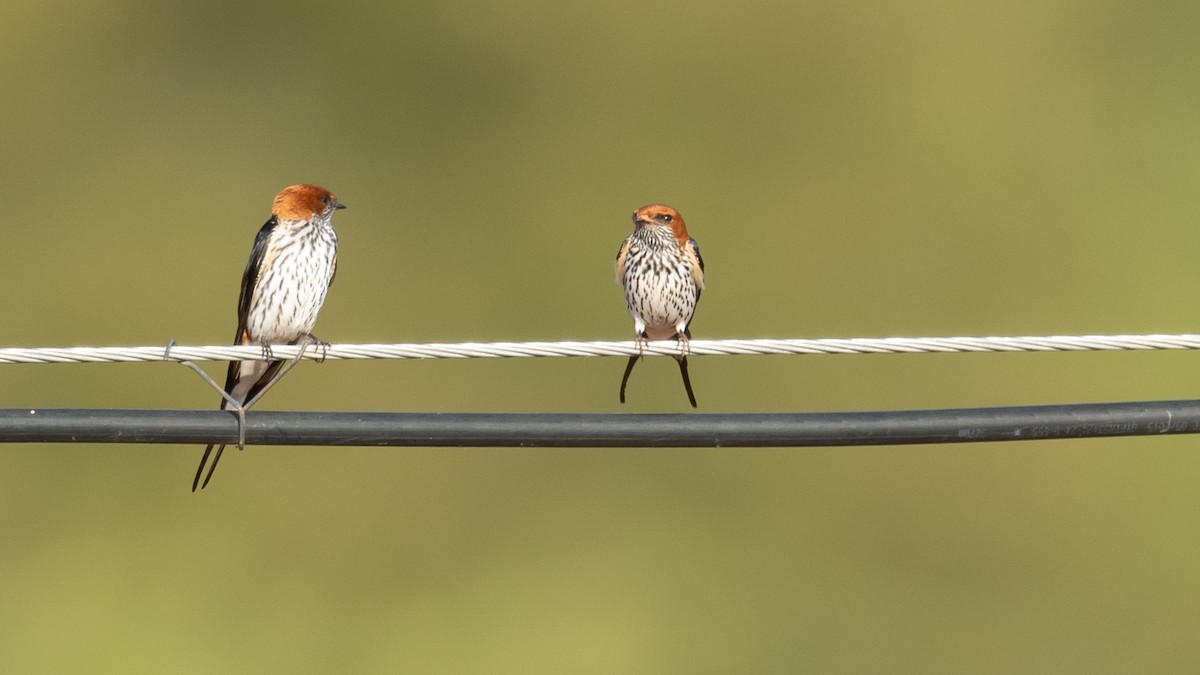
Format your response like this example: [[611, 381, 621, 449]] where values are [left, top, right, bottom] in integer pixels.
[[272, 184, 346, 220], [633, 203, 689, 245]]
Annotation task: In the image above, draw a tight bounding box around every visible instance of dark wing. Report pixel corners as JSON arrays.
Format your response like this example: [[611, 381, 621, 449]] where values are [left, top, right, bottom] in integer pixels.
[[219, 215, 278, 399], [614, 237, 632, 285], [233, 215, 277, 344], [687, 237, 704, 301]]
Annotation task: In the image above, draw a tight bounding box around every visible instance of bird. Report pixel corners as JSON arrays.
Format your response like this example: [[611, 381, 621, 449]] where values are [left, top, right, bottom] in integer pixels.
[[193, 183, 344, 491], [615, 203, 705, 407]]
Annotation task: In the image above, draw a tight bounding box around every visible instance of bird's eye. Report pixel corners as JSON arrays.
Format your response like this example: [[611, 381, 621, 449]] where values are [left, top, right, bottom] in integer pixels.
[[321, 195, 332, 205], [656, 213, 673, 223]]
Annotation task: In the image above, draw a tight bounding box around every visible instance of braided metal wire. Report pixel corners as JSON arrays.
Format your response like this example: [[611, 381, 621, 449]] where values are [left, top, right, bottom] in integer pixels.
[[0, 334, 1197, 364]]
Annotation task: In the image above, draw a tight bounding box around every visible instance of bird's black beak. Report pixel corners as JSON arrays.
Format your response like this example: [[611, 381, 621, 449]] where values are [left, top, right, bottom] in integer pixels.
[[334, 201, 347, 210]]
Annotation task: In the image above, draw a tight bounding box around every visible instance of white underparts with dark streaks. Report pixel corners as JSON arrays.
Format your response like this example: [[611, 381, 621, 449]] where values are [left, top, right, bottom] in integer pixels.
[[620, 227, 700, 340], [246, 215, 338, 347]]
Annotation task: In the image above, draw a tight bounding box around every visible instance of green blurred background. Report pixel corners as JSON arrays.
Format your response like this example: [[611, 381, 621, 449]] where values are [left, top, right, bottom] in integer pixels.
[[3, 0, 1200, 671]]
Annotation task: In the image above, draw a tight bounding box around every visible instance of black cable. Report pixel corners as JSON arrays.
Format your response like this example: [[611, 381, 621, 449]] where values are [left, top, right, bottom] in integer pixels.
[[1, 400, 1197, 446]]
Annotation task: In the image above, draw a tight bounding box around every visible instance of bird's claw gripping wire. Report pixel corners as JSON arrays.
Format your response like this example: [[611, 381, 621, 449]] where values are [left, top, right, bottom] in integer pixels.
[[676, 334, 691, 358], [302, 333, 332, 363]]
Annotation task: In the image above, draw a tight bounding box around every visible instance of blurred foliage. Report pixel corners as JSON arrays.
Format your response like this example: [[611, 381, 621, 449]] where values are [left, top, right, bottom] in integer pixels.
[[4, 0, 1200, 671]]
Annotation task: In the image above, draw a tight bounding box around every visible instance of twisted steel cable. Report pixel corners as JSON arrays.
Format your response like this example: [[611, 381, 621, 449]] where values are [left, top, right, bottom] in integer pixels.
[[0, 334, 1198, 364]]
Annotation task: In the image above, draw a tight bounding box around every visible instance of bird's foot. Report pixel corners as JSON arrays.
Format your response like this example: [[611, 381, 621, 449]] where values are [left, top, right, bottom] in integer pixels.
[[676, 333, 691, 357], [634, 334, 648, 356], [299, 333, 332, 363]]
